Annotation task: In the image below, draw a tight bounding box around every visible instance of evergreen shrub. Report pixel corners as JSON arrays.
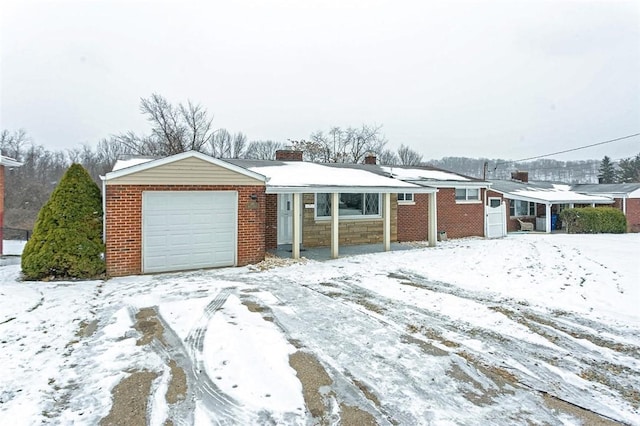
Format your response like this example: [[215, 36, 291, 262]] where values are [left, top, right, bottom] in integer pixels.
[[560, 207, 626, 234], [21, 164, 105, 280]]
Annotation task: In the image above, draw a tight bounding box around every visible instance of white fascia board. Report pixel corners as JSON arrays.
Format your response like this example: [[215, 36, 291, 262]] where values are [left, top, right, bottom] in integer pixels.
[[500, 192, 613, 205], [406, 181, 490, 189], [104, 150, 267, 182], [0, 156, 23, 167], [265, 186, 438, 194]]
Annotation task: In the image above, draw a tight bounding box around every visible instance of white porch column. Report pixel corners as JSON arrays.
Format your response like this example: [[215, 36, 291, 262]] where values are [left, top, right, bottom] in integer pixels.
[[545, 204, 552, 233], [383, 192, 391, 251], [331, 192, 339, 259], [428, 191, 438, 247], [569, 203, 574, 208], [623, 198, 627, 215], [292, 193, 301, 259], [591, 203, 595, 207]]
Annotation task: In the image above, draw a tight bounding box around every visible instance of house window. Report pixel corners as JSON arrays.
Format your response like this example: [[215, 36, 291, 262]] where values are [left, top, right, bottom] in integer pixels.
[[397, 193, 414, 204], [510, 200, 536, 217], [455, 188, 480, 202], [316, 193, 381, 218]]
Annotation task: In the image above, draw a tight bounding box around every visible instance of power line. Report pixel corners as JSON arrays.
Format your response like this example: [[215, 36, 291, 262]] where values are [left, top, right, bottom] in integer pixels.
[[494, 132, 640, 168]]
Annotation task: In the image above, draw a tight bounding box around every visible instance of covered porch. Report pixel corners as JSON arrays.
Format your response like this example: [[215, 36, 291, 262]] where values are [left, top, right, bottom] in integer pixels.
[[266, 186, 438, 260]]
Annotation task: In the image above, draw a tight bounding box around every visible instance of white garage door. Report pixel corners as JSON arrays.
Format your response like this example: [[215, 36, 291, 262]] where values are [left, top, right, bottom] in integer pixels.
[[143, 191, 237, 273]]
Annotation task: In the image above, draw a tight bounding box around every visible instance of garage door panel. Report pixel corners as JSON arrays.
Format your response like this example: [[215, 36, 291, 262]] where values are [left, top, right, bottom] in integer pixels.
[[143, 191, 237, 273]]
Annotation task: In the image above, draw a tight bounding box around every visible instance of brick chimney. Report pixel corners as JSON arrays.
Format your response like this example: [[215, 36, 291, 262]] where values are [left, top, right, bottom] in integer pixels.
[[364, 153, 377, 165], [511, 171, 529, 183], [275, 149, 303, 161]]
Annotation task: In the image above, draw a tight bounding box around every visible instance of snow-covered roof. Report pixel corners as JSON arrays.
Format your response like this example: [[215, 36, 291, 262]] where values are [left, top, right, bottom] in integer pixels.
[[381, 166, 471, 182], [572, 183, 640, 198], [0, 155, 22, 167], [490, 180, 614, 204], [105, 151, 266, 182], [241, 161, 435, 193], [107, 153, 436, 193], [112, 157, 155, 171]]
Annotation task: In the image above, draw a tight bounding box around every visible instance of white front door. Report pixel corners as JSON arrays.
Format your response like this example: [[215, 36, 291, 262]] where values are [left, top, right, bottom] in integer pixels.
[[278, 194, 293, 244], [486, 198, 507, 238]]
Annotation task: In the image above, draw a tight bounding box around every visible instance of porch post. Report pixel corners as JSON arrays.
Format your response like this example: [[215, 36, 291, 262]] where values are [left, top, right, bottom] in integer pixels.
[[428, 191, 438, 247], [292, 192, 301, 259], [383, 192, 391, 251], [331, 192, 339, 259], [545, 204, 552, 233]]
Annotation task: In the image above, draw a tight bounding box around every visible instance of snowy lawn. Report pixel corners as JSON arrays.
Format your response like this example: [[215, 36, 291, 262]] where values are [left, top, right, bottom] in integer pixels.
[[1, 234, 639, 425]]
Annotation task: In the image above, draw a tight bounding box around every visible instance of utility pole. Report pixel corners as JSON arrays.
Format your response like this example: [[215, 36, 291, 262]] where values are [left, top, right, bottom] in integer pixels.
[[483, 161, 488, 181]]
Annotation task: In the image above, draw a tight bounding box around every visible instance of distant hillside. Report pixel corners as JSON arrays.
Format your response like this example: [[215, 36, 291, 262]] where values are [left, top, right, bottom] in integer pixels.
[[426, 157, 600, 183]]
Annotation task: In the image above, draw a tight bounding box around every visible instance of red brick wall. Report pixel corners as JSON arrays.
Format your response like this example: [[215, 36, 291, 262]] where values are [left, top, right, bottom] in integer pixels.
[[626, 198, 640, 232], [265, 194, 277, 249], [105, 184, 266, 277], [397, 194, 428, 241], [436, 188, 485, 239], [397, 189, 486, 241]]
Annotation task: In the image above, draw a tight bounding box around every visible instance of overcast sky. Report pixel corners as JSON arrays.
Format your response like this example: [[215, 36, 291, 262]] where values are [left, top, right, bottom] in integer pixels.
[[1, 0, 639, 162]]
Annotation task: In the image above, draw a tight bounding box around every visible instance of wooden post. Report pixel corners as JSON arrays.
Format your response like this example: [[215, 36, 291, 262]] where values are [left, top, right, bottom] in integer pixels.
[[292, 193, 301, 259], [428, 191, 438, 247], [383, 192, 391, 251], [331, 192, 339, 258]]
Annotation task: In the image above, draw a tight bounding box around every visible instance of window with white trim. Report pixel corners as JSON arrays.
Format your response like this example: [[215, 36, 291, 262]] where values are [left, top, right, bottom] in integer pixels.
[[455, 188, 480, 202], [397, 193, 414, 204], [315, 193, 381, 218], [509, 200, 536, 217]]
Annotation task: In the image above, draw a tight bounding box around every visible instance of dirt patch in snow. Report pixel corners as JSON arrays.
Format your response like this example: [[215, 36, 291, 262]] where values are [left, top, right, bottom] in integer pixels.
[[99, 370, 158, 426], [249, 253, 308, 271], [542, 393, 621, 426], [289, 351, 376, 425], [166, 359, 187, 404], [339, 403, 377, 425], [134, 307, 165, 346], [289, 351, 332, 419]]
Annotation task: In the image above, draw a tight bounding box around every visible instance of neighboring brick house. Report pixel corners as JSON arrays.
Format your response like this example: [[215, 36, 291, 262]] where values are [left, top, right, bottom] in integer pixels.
[[0, 155, 23, 255], [372, 165, 490, 240], [488, 173, 614, 233], [103, 151, 437, 276], [572, 183, 640, 232]]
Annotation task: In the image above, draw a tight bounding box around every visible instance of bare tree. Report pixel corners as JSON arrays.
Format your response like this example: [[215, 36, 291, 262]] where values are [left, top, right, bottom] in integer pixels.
[[231, 132, 247, 158], [245, 140, 285, 160], [397, 144, 423, 166], [0, 129, 29, 158], [304, 124, 388, 163], [112, 93, 215, 156], [378, 149, 399, 165]]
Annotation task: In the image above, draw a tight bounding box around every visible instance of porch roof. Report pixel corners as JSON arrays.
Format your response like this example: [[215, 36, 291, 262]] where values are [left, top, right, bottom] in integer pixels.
[[489, 180, 614, 205]]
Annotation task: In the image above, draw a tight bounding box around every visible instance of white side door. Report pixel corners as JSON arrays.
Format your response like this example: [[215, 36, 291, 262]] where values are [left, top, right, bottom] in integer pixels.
[[486, 198, 507, 238]]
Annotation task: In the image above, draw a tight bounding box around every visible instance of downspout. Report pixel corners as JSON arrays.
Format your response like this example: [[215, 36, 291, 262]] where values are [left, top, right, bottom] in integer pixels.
[[483, 187, 488, 237], [101, 176, 106, 244]]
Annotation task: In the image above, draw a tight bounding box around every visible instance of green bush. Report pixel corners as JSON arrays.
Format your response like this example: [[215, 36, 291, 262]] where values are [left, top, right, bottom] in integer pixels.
[[560, 207, 626, 234], [21, 164, 105, 280]]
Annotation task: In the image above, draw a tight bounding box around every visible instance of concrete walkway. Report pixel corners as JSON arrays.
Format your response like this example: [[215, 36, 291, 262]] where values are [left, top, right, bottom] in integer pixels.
[[270, 242, 417, 262]]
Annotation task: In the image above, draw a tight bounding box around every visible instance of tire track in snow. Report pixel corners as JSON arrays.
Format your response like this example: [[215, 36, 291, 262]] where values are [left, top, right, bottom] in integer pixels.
[[310, 272, 638, 424], [252, 276, 562, 425], [149, 288, 252, 425]]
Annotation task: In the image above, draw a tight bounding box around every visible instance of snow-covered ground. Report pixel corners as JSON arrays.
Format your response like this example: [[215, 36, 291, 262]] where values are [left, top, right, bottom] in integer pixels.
[[1, 234, 639, 425]]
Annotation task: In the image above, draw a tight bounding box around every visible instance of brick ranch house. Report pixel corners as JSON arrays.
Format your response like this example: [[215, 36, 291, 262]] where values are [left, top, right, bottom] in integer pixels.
[[103, 150, 433, 276], [572, 183, 640, 233], [488, 172, 616, 233], [102, 150, 497, 277]]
